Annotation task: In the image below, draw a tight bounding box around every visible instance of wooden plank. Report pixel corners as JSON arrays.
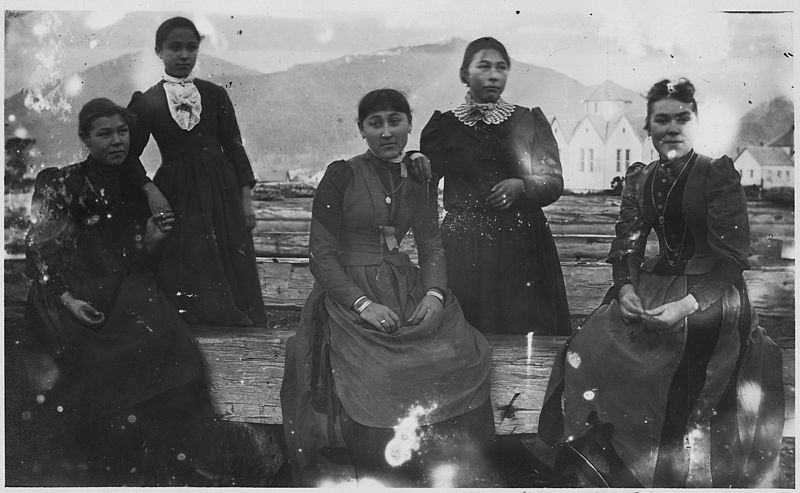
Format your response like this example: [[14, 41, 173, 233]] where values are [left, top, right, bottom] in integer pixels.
[[256, 258, 794, 324], [194, 328, 795, 436]]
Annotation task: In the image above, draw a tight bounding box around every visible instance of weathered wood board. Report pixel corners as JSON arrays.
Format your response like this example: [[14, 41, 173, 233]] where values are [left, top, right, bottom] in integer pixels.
[[256, 259, 794, 323], [194, 328, 795, 437]]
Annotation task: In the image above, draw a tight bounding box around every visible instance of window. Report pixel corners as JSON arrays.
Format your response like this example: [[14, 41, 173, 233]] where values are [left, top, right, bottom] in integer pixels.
[[580, 149, 585, 172], [588, 149, 594, 172], [787, 171, 791, 180], [625, 149, 631, 169], [749, 169, 754, 178], [616, 149, 622, 172], [593, 102, 598, 112], [777, 170, 782, 178]]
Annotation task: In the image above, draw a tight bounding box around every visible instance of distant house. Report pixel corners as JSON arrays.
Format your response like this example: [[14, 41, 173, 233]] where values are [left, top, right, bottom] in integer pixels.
[[734, 147, 794, 189], [733, 126, 794, 189], [259, 169, 290, 182], [561, 81, 655, 192], [767, 125, 794, 156]]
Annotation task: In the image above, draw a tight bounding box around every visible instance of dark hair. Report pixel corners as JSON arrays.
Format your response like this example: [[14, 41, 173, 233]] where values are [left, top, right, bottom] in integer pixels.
[[459, 37, 511, 84], [78, 98, 130, 138], [644, 78, 698, 131], [155, 16, 202, 51], [357, 89, 412, 128]]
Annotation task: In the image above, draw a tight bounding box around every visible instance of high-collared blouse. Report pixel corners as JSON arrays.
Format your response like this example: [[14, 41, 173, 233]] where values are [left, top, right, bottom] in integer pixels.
[[608, 153, 750, 310]]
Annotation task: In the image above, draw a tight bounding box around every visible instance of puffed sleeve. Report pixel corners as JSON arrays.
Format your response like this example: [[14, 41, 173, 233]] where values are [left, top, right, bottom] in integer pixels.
[[308, 161, 365, 308], [420, 111, 447, 187], [411, 179, 447, 294], [217, 85, 256, 189], [520, 107, 564, 208], [607, 162, 651, 293], [25, 167, 78, 299], [688, 156, 750, 310], [124, 90, 154, 189]]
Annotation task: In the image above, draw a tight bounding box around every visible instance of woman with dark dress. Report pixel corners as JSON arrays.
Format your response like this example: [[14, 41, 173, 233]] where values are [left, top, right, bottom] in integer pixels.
[[421, 37, 570, 336], [20, 98, 213, 485], [125, 16, 265, 327], [280, 89, 494, 487], [535, 79, 784, 487]]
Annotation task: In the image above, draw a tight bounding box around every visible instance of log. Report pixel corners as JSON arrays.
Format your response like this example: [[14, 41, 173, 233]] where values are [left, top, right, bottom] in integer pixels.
[[256, 258, 794, 326], [194, 328, 795, 437]]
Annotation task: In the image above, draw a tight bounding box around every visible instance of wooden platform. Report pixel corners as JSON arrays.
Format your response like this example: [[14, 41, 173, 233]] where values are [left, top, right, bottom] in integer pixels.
[[195, 327, 795, 437]]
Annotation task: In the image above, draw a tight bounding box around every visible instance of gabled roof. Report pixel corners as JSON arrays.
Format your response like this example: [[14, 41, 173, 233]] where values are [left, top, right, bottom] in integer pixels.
[[768, 125, 794, 148], [584, 80, 633, 103], [570, 113, 645, 144], [742, 147, 794, 168]]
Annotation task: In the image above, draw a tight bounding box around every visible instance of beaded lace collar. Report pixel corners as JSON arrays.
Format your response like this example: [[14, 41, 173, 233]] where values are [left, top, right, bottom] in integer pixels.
[[453, 92, 515, 127]]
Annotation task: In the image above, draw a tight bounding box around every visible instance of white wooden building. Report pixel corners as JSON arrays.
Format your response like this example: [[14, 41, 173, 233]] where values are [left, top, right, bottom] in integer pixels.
[[561, 81, 655, 192], [733, 126, 794, 189]]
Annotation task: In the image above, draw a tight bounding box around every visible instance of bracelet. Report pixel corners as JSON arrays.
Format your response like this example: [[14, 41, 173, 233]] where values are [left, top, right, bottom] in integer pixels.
[[356, 300, 373, 313], [425, 290, 445, 304], [353, 296, 373, 313]]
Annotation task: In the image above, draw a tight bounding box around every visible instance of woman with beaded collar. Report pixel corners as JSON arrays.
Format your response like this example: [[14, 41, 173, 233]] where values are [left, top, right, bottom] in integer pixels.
[[420, 37, 570, 336], [534, 78, 784, 487]]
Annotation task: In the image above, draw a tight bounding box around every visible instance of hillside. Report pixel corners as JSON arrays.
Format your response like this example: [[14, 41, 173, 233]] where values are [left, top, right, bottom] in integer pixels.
[[0, 39, 679, 179], [732, 95, 794, 153]]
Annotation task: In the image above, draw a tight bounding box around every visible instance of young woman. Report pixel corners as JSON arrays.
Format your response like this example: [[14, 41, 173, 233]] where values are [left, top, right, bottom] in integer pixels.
[[421, 36, 570, 335], [22, 98, 212, 485], [535, 78, 784, 487], [125, 16, 265, 327], [281, 89, 493, 487]]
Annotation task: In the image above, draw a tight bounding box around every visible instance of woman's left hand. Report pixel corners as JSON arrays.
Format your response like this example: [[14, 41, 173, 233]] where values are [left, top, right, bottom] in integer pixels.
[[486, 178, 525, 210], [643, 295, 699, 330], [408, 294, 443, 325], [145, 211, 175, 245], [241, 187, 256, 230]]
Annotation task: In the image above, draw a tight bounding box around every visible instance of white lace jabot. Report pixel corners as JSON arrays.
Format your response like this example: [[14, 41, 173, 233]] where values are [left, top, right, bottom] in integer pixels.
[[162, 72, 202, 131]]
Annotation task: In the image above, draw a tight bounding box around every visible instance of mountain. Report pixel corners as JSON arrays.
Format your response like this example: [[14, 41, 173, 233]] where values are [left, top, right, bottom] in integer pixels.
[[4, 39, 649, 179], [732, 96, 794, 153]]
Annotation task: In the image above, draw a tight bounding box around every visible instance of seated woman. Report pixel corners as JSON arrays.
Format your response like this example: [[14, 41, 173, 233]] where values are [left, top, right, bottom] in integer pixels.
[[280, 89, 494, 487], [535, 78, 784, 488], [20, 98, 213, 485]]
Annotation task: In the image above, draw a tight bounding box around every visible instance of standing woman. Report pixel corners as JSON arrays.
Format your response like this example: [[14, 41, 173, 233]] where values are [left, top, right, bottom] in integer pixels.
[[535, 79, 784, 487], [125, 17, 265, 327], [421, 37, 570, 335]]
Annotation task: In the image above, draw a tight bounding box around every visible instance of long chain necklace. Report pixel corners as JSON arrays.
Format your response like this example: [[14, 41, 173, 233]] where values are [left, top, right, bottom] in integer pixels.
[[380, 170, 404, 205], [650, 151, 694, 266]]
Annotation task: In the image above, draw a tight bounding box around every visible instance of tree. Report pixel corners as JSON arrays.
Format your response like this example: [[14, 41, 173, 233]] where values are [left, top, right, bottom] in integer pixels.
[[5, 137, 36, 193], [609, 176, 624, 196]]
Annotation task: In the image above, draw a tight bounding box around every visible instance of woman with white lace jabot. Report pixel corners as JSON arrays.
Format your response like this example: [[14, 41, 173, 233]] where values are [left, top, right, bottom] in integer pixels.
[[124, 16, 265, 327], [421, 36, 570, 336]]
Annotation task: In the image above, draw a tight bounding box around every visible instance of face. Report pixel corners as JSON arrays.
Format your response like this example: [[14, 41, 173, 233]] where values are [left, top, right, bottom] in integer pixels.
[[82, 114, 130, 166], [465, 48, 509, 103], [360, 110, 411, 160], [648, 98, 698, 160], [156, 27, 199, 78]]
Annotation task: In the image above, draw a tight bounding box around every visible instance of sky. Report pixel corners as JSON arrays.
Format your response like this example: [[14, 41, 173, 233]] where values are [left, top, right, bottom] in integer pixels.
[[3, 0, 796, 154]]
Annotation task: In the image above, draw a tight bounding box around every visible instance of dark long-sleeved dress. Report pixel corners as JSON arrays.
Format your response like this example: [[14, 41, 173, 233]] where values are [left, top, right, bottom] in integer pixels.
[[536, 153, 784, 487], [126, 78, 265, 327], [280, 152, 493, 486], [22, 158, 209, 435], [421, 106, 570, 335]]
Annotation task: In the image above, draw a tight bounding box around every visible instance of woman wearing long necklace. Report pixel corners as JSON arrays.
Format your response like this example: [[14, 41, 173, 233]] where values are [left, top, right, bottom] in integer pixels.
[[280, 89, 493, 487], [420, 37, 570, 335], [534, 78, 784, 487]]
